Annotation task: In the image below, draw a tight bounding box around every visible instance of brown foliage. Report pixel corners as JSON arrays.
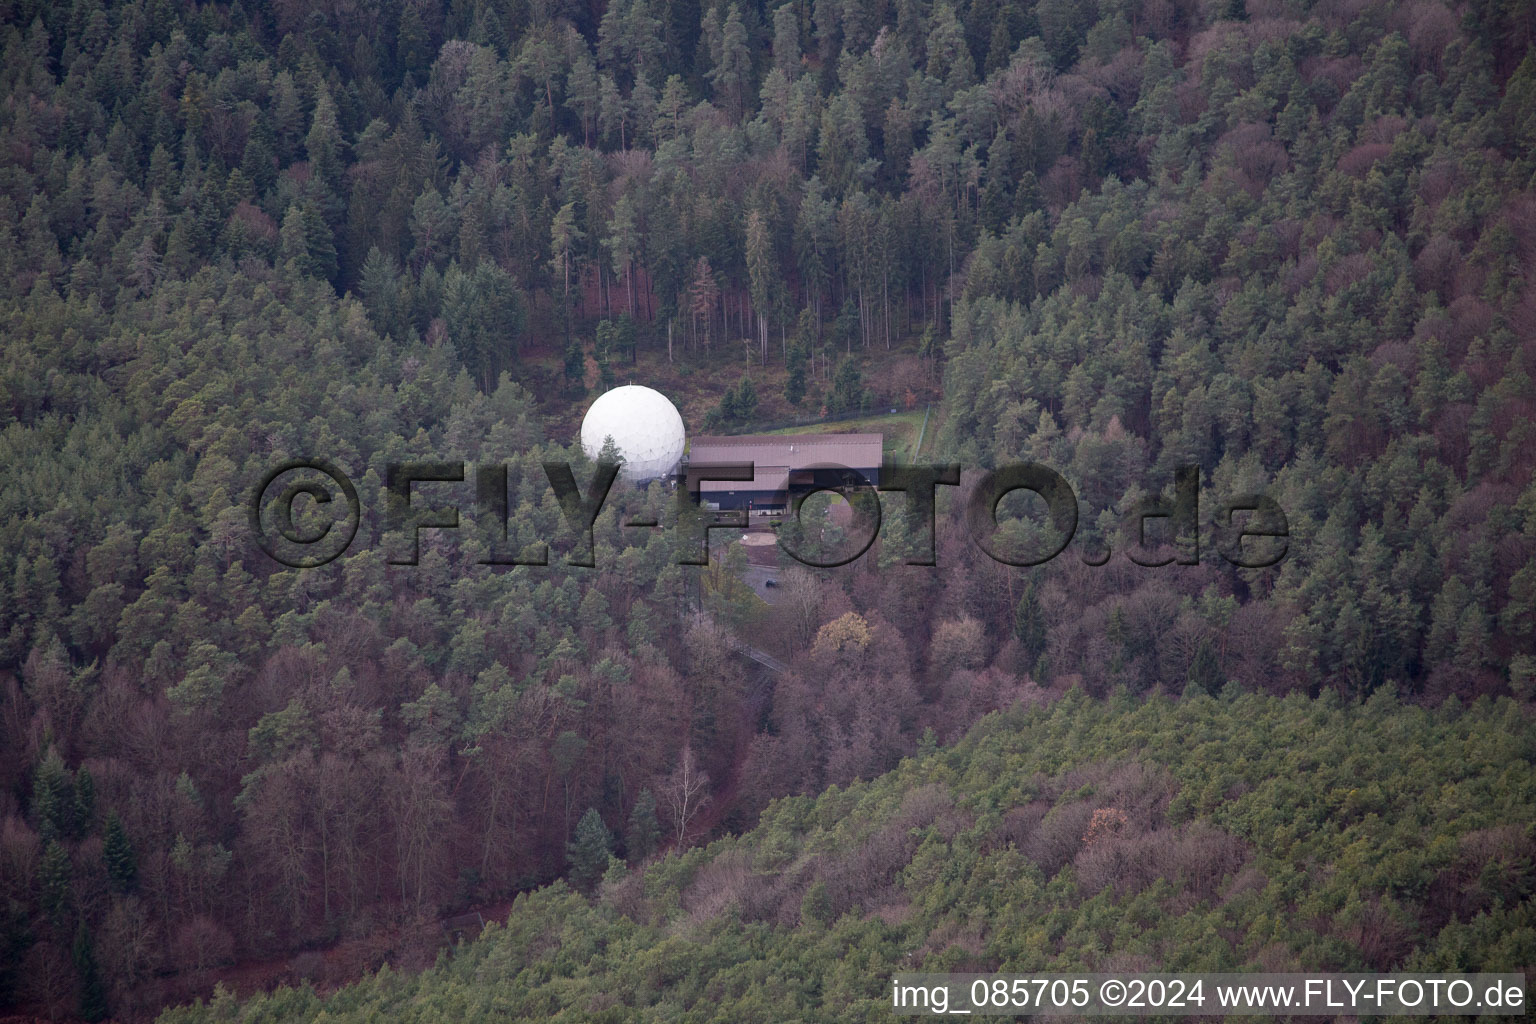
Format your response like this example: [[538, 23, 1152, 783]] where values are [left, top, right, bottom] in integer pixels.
[[173, 916, 237, 973]]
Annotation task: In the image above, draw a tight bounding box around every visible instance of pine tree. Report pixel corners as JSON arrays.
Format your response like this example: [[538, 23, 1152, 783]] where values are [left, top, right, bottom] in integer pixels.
[[359, 247, 404, 338], [800, 879, 832, 925], [604, 194, 640, 316], [785, 342, 808, 406], [40, 840, 71, 925], [745, 209, 777, 363], [73, 767, 94, 836], [72, 922, 108, 1023], [708, 4, 753, 121], [279, 201, 337, 282], [597, 434, 626, 468], [550, 201, 585, 339], [567, 807, 613, 891], [828, 357, 863, 414], [773, 3, 801, 77], [563, 339, 587, 398], [1187, 639, 1222, 696], [32, 750, 73, 843], [625, 789, 661, 862], [103, 813, 137, 893], [1013, 582, 1046, 671], [655, 75, 690, 143], [734, 377, 758, 421]]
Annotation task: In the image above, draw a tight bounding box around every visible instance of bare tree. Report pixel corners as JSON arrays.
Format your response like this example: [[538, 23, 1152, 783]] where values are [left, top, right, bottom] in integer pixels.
[[390, 743, 452, 913], [659, 744, 710, 849], [777, 567, 824, 651], [22, 939, 74, 1022]]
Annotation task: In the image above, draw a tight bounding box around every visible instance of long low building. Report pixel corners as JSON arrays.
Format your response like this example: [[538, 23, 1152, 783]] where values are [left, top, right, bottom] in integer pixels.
[[686, 433, 883, 511]]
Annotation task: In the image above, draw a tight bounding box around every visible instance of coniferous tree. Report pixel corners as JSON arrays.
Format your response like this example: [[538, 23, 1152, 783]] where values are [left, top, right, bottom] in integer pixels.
[[1188, 639, 1223, 696], [40, 840, 71, 926], [1013, 582, 1047, 672], [563, 339, 587, 398], [597, 434, 626, 468], [734, 377, 758, 421], [72, 922, 108, 1023], [72, 767, 94, 836], [567, 807, 613, 892], [32, 750, 73, 843], [103, 813, 137, 893], [625, 789, 661, 862], [827, 357, 863, 414], [785, 342, 808, 406]]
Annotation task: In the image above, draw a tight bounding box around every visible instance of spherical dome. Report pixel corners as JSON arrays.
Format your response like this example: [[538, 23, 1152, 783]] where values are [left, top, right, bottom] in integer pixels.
[[580, 385, 686, 483]]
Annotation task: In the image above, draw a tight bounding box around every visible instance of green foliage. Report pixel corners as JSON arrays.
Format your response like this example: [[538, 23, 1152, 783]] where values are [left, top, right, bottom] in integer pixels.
[[443, 261, 527, 390], [563, 339, 587, 398], [626, 789, 662, 863], [706, 376, 761, 429], [1187, 640, 1223, 697], [596, 433, 626, 468], [827, 357, 865, 414], [2, 0, 1534, 1017], [32, 749, 75, 843], [73, 922, 108, 1022], [40, 840, 72, 926], [72, 766, 95, 833], [279, 202, 338, 283], [103, 814, 138, 893], [785, 342, 808, 406], [163, 693, 1536, 1023], [1012, 583, 1046, 670], [567, 807, 614, 892], [800, 879, 833, 926]]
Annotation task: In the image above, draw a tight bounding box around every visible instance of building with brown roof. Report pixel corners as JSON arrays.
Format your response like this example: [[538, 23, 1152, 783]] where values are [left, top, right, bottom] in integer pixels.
[[686, 433, 883, 511]]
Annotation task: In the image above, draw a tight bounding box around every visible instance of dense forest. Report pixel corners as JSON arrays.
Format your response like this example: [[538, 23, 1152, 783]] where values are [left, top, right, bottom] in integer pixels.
[[158, 692, 1536, 1022], [0, 0, 1534, 1016]]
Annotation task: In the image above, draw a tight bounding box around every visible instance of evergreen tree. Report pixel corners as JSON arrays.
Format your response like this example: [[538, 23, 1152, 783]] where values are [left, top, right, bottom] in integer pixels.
[[708, 4, 753, 121], [32, 750, 73, 843], [73, 922, 108, 1023], [597, 434, 626, 468], [103, 813, 137, 893], [279, 201, 338, 282], [1013, 582, 1047, 671], [443, 260, 527, 390], [1188, 639, 1223, 696], [567, 807, 613, 891], [785, 342, 808, 406], [550, 201, 585, 340], [773, 3, 801, 77], [800, 879, 832, 925], [73, 766, 95, 836], [734, 377, 759, 421], [40, 840, 71, 925], [827, 357, 863, 414], [563, 339, 587, 398], [625, 789, 661, 862]]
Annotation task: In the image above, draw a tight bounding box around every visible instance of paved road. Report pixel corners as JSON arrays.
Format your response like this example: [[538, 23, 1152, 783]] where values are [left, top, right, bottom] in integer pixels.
[[742, 564, 782, 602]]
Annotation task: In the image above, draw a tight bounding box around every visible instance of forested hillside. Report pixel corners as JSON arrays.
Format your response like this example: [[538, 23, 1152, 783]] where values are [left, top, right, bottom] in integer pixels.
[[157, 691, 1536, 1022], [2, 0, 1535, 1017]]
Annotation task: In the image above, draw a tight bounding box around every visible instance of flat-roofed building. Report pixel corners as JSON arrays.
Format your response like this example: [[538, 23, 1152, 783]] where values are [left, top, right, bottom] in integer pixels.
[[685, 433, 883, 510]]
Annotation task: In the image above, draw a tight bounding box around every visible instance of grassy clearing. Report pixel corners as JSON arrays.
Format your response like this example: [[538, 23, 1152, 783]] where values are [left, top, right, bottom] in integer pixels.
[[759, 409, 928, 460]]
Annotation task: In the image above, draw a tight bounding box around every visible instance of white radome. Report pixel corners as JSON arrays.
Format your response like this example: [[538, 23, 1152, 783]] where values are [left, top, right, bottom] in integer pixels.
[[580, 385, 687, 483]]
